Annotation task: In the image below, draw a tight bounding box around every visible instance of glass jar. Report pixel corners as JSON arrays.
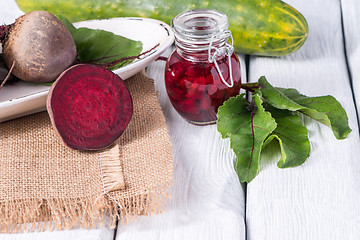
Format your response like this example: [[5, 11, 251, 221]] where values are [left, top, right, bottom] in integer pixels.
[[165, 9, 242, 125]]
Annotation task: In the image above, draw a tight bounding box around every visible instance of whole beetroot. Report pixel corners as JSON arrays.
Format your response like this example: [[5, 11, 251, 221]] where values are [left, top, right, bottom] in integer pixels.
[[0, 11, 77, 83]]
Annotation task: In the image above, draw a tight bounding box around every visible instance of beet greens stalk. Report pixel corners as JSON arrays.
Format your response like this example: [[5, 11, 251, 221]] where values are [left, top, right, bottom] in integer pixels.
[[0, 61, 15, 91], [87, 43, 159, 69], [241, 82, 259, 92]]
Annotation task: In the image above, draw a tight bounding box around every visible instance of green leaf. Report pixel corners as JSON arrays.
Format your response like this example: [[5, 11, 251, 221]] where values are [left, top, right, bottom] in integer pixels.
[[257, 76, 351, 139], [262, 104, 311, 168], [257, 76, 304, 111], [217, 94, 277, 183], [59, 16, 143, 70]]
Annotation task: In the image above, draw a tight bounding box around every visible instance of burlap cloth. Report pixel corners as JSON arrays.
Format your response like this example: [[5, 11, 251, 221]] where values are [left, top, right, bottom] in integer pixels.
[[0, 72, 173, 232]]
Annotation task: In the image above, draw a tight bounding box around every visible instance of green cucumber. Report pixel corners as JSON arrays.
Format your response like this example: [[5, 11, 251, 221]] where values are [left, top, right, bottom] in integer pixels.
[[16, 0, 309, 56]]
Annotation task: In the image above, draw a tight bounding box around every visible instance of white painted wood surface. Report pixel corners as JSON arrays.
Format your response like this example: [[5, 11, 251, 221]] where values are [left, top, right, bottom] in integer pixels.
[[246, 0, 360, 239], [115, 48, 247, 240], [342, 0, 360, 122], [2, 0, 360, 239], [0, 225, 114, 240]]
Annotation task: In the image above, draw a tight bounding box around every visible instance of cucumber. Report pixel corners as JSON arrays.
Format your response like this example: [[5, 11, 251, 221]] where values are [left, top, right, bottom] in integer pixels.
[[16, 0, 309, 56]]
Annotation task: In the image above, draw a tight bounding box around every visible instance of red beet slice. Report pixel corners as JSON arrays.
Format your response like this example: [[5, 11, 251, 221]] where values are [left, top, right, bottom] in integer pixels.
[[47, 64, 133, 150]]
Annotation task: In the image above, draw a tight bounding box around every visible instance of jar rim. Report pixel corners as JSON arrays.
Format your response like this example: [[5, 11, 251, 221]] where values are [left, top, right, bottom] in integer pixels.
[[172, 9, 229, 42]]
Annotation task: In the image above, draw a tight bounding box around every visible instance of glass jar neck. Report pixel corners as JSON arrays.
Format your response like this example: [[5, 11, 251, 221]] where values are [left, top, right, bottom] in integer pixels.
[[172, 9, 235, 88], [175, 37, 228, 62], [172, 9, 230, 62]]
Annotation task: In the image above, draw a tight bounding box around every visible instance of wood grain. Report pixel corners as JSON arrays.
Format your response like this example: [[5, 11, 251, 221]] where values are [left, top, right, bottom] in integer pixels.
[[341, 0, 360, 124], [115, 48, 247, 240], [246, 0, 360, 239]]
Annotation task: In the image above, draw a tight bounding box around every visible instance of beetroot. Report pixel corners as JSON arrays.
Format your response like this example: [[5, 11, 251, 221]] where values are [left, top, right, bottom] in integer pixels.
[[165, 51, 241, 124], [47, 64, 133, 150], [0, 11, 76, 83]]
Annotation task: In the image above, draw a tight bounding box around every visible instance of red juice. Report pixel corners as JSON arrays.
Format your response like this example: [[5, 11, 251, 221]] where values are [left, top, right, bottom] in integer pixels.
[[165, 50, 241, 125]]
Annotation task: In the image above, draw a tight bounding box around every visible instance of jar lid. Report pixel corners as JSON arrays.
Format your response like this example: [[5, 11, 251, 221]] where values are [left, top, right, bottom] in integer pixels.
[[172, 9, 229, 43]]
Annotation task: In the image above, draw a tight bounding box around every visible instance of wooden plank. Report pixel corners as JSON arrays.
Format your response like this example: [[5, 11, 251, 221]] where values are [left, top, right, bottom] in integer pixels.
[[341, 0, 360, 124], [115, 48, 247, 239], [246, 0, 360, 239], [0, 226, 114, 240]]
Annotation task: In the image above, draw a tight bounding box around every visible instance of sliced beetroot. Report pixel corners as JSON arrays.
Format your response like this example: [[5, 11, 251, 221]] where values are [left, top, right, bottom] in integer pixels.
[[47, 64, 133, 151]]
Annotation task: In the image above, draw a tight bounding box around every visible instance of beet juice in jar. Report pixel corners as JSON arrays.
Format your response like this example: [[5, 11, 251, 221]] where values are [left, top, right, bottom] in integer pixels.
[[165, 9, 241, 125]]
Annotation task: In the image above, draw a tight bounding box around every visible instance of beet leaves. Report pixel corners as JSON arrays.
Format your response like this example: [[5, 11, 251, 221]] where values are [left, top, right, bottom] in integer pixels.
[[217, 76, 351, 183]]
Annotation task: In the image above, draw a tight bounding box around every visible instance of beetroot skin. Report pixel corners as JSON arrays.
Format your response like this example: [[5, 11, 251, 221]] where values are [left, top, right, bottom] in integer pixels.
[[1, 11, 77, 83], [47, 64, 133, 150]]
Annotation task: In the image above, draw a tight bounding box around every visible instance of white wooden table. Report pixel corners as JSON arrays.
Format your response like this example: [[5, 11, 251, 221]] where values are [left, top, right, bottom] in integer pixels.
[[1, 0, 360, 239]]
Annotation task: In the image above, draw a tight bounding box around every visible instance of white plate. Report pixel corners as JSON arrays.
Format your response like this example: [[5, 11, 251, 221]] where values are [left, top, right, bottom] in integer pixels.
[[0, 17, 174, 122]]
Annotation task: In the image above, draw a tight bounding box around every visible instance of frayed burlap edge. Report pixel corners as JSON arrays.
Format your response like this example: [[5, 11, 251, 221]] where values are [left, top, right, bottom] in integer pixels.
[[0, 180, 172, 233]]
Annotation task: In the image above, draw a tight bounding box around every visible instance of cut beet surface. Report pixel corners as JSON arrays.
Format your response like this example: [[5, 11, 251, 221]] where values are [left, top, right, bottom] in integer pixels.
[[47, 64, 133, 151]]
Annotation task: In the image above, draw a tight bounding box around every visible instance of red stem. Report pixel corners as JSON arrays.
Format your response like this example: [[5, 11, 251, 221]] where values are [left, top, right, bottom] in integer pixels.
[[156, 56, 168, 62], [241, 82, 259, 92], [88, 43, 160, 69], [248, 100, 256, 174], [0, 61, 15, 91]]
